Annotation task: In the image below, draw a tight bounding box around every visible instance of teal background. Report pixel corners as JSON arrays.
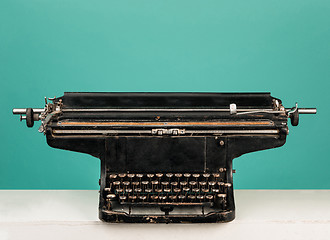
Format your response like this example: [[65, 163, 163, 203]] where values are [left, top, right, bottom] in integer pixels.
[[0, 0, 329, 189]]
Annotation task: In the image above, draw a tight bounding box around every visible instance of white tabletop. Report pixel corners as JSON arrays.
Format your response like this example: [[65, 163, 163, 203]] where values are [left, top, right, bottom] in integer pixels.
[[0, 190, 329, 240]]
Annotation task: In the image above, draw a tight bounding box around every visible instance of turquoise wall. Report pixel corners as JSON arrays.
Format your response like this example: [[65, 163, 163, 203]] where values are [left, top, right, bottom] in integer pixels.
[[1, 0, 329, 189]]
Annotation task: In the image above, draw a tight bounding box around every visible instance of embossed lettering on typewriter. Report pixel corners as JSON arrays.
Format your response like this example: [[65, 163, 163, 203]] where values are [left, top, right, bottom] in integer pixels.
[[13, 92, 316, 223]]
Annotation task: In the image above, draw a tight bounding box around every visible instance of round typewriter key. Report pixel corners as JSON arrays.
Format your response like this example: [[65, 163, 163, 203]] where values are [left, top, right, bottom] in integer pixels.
[[147, 174, 154, 178], [196, 195, 204, 201], [192, 174, 200, 178], [104, 188, 111, 192], [217, 182, 225, 186], [141, 180, 149, 185], [209, 181, 216, 186], [129, 195, 137, 201], [139, 195, 147, 201], [109, 174, 117, 179], [116, 188, 124, 194], [192, 188, 200, 193], [145, 188, 152, 193], [113, 181, 121, 186], [164, 188, 171, 193], [126, 188, 132, 193], [224, 183, 232, 188], [159, 195, 167, 201], [107, 194, 116, 199], [132, 181, 139, 186], [161, 181, 169, 186], [166, 173, 173, 178], [170, 181, 178, 186], [202, 188, 209, 193], [189, 181, 197, 186], [184, 173, 191, 178], [127, 174, 135, 178], [203, 173, 211, 178], [156, 173, 163, 178], [173, 188, 181, 193], [151, 180, 159, 185], [151, 195, 159, 201], [169, 195, 177, 201], [134, 188, 142, 193], [119, 196, 127, 201], [183, 187, 190, 192], [217, 194, 226, 199], [199, 181, 207, 186], [118, 173, 126, 178], [178, 195, 185, 201], [123, 181, 130, 186], [180, 181, 187, 186], [212, 173, 220, 178], [155, 188, 162, 193], [174, 173, 182, 178], [188, 195, 196, 201], [136, 174, 144, 178], [206, 195, 214, 201], [212, 188, 220, 193]]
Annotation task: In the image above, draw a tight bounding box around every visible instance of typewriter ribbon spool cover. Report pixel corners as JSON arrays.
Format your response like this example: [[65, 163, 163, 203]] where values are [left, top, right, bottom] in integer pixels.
[[12, 92, 317, 223]]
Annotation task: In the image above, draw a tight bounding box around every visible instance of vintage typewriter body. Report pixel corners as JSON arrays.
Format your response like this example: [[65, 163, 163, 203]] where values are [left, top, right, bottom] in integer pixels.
[[13, 92, 316, 223]]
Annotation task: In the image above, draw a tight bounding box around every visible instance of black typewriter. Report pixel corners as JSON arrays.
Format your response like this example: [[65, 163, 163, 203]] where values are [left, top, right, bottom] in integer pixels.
[[13, 92, 316, 223]]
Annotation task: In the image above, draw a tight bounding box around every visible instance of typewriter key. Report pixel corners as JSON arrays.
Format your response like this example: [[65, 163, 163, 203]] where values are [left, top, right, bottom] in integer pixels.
[[136, 174, 144, 178], [113, 181, 121, 186], [169, 195, 177, 201], [209, 181, 216, 186], [164, 188, 171, 193], [192, 174, 200, 179], [123, 181, 130, 186], [107, 194, 116, 199], [132, 181, 139, 187], [159, 195, 167, 201], [203, 173, 211, 178], [156, 173, 163, 178], [129, 195, 137, 201], [178, 195, 185, 201], [126, 188, 133, 193], [189, 181, 197, 187], [116, 188, 124, 194], [196, 195, 204, 201], [161, 181, 169, 187], [166, 173, 174, 178], [134, 188, 142, 193], [109, 174, 117, 179], [180, 181, 188, 186], [118, 173, 126, 178], [206, 195, 214, 201], [145, 188, 152, 193], [155, 188, 162, 193], [183, 187, 190, 192], [188, 195, 196, 201], [173, 188, 181, 193], [119, 196, 127, 202], [151, 195, 159, 201], [192, 188, 200, 193], [202, 188, 209, 193], [147, 174, 154, 178], [127, 174, 135, 179], [212, 188, 220, 193], [104, 188, 111, 191], [139, 195, 147, 202]]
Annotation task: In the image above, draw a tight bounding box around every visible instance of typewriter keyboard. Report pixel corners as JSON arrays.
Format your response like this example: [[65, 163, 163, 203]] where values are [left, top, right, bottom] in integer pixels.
[[104, 170, 230, 207]]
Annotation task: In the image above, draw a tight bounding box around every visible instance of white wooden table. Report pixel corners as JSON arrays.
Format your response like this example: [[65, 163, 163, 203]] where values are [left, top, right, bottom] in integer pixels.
[[0, 190, 329, 240]]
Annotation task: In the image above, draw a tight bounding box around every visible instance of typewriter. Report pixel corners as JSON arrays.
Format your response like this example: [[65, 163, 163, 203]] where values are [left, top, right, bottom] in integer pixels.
[[13, 92, 316, 223]]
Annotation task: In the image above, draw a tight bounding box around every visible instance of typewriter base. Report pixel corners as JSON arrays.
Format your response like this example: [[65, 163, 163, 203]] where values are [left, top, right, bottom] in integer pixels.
[[99, 208, 235, 223]]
